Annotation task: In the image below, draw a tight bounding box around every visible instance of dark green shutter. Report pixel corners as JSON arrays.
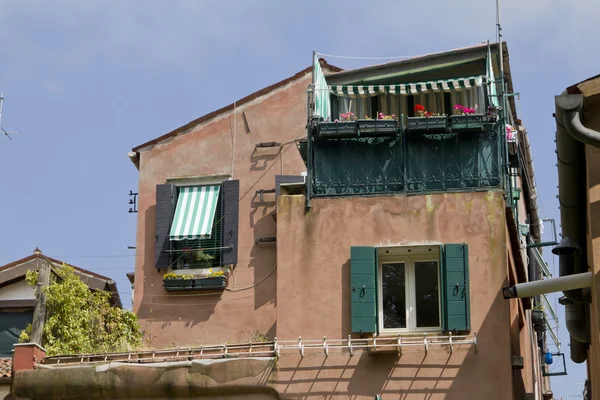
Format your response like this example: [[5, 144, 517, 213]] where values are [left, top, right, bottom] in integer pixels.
[[442, 243, 470, 332], [350, 246, 377, 333], [155, 184, 177, 269], [221, 180, 239, 266], [0, 311, 33, 357]]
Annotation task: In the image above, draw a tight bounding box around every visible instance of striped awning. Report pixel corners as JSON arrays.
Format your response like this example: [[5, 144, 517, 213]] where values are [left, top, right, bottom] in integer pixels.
[[329, 76, 484, 98], [169, 186, 220, 241]]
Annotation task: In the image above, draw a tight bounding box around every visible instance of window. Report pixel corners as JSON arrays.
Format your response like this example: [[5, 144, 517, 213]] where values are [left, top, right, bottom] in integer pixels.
[[154, 180, 239, 270], [350, 244, 470, 335], [378, 247, 441, 332], [330, 84, 486, 121], [170, 186, 222, 269]]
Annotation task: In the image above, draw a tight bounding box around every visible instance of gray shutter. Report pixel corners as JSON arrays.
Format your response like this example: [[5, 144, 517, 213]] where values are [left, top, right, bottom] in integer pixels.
[[442, 243, 470, 332], [221, 180, 239, 266], [155, 184, 177, 269]]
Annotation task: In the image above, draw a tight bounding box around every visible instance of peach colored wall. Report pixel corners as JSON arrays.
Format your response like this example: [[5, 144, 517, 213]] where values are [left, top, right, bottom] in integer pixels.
[[584, 93, 600, 396], [274, 191, 515, 398], [133, 72, 311, 347]]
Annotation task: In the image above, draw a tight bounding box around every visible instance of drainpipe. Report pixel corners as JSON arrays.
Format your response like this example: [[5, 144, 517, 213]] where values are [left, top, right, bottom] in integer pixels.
[[502, 271, 592, 299], [554, 93, 596, 363], [559, 94, 600, 148]]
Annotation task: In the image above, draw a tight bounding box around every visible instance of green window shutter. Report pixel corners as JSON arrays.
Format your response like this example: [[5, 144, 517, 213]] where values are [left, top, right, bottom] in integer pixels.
[[155, 184, 177, 269], [350, 246, 377, 333], [442, 243, 470, 332]]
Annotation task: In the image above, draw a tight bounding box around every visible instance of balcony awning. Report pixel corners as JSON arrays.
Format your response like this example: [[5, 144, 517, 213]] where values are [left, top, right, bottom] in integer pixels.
[[169, 186, 220, 241], [329, 76, 484, 98]]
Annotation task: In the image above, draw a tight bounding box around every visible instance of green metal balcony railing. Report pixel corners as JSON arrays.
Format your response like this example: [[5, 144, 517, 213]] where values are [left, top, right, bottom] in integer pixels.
[[310, 122, 503, 197]]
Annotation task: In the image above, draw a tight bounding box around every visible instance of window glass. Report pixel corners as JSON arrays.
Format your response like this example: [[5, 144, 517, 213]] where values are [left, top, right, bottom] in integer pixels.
[[171, 186, 222, 269], [414, 261, 440, 328], [381, 262, 406, 329]]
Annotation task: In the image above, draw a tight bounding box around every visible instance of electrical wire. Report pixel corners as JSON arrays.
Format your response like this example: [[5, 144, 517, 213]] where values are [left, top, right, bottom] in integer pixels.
[[225, 264, 275, 292]]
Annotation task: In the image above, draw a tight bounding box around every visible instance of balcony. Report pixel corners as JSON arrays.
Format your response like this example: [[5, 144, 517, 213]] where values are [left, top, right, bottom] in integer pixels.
[[308, 117, 504, 197]]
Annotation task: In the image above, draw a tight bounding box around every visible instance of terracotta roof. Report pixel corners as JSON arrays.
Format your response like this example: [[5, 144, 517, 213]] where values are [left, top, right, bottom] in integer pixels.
[[0, 358, 11, 379], [131, 59, 342, 152]]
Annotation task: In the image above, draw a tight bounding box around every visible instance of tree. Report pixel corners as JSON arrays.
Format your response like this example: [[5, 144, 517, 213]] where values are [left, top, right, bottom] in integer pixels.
[[19, 264, 142, 356]]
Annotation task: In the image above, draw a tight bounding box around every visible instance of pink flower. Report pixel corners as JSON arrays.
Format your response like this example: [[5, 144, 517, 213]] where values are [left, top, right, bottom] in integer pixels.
[[334, 119, 338, 122], [454, 104, 464, 110]]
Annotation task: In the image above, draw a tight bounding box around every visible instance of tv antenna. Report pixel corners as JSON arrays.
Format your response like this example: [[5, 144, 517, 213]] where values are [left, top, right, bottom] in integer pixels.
[[0, 94, 21, 140]]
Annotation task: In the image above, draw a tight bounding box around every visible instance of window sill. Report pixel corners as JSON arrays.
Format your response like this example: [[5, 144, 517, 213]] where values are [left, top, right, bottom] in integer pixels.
[[377, 330, 443, 337]]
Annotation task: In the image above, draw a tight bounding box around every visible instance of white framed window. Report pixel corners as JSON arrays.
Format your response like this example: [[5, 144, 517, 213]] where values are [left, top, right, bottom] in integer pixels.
[[377, 246, 441, 333]]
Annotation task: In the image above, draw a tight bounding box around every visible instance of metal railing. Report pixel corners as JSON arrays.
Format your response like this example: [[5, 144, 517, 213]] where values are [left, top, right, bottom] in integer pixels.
[[41, 333, 478, 367]]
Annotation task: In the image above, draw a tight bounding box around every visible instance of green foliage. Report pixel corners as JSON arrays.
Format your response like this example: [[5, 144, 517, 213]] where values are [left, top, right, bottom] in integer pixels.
[[20, 264, 142, 356], [195, 250, 215, 267]]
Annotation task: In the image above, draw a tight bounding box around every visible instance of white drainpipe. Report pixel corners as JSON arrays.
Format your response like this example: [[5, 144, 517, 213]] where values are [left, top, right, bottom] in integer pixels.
[[503, 272, 592, 299]]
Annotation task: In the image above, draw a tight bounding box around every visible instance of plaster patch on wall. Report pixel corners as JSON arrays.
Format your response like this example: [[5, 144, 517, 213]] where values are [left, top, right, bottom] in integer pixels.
[[425, 195, 435, 213], [376, 240, 443, 248]]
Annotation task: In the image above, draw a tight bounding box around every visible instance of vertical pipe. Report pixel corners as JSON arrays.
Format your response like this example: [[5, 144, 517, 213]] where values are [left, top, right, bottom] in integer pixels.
[[306, 52, 316, 210]]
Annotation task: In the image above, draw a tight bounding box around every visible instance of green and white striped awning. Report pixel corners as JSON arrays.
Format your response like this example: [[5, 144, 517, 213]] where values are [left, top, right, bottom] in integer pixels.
[[329, 76, 484, 98], [170, 186, 220, 241]]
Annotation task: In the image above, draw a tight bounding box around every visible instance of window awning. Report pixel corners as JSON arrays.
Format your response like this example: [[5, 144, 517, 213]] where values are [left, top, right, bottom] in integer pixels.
[[329, 76, 484, 98], [170, 186, 220, 241]]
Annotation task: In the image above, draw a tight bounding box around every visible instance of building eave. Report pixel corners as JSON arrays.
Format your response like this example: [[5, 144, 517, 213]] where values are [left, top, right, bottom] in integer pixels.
[[131, 60, 342, 153]]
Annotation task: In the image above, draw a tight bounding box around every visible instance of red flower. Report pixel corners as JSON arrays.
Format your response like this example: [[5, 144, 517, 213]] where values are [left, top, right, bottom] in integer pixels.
[[414, 104, 425, 112]]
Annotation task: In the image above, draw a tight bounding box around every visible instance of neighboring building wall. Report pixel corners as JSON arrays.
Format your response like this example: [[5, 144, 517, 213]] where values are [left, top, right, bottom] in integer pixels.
[[0, 280, 35, 301], [584, 93, 600, 399], [273, 191, 515, 398], [133, 72, 312, 347]]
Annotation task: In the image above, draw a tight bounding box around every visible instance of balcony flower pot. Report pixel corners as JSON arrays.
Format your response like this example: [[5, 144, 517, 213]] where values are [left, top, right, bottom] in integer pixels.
[[191, 276, 227, 290], [318, 121, 357, 137], [357, 119, 398, 136], [407, 116, 447, 133], [163, 275, 227, 291], [449, 114, 485, 131], [532, 309, 545, 327], [163, 278, 193, 291]]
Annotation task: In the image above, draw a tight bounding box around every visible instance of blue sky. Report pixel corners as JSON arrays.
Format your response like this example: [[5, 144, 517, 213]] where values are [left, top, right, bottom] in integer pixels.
[[0, 0, 596, 397]]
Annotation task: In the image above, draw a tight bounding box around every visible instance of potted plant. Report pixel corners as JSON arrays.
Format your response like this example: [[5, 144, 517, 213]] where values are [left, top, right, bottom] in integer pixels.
[[318, 112, 357, 137], [407, 104, 447, 132], [357, 112, 398, 136], [449, 105, 485, 131], [195, 250, 215, 268]]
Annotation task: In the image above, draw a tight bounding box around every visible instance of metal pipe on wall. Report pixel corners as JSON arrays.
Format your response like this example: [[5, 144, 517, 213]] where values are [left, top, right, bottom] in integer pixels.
[[502, 272, 592, 299], [554, 92, 594, 363]]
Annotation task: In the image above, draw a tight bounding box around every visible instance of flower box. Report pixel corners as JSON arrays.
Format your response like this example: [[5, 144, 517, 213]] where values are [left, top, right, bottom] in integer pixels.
[[449, 114, 485, 131], [163, 276, 227, 292], [407, 116, 447, 133], [357, 119, 398, 136], [318, 121, 357, 137], [532, 310, 545, 327]]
